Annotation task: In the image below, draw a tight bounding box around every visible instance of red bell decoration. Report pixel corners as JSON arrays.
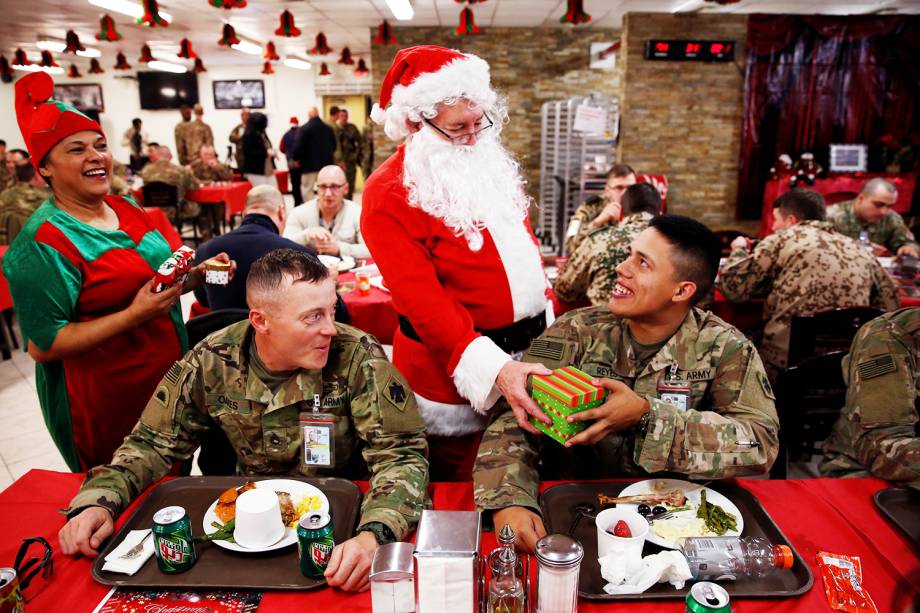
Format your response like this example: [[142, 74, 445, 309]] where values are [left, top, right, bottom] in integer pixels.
[[263, 41, 280, 62], [193, 58, 207, 73], [68, 64, 82, 78], [456, 7, 480, 36], [40, 51, 59, 68], [559, 0, 591, 26], [455, 0, 487, 2], [209, 0, 247, 8], [373, 20, 397, 46], [13, 49, 31, 66], [218, 24, 241, 46], [0, 56, 13, 83], [177, 38, 197, 59], [137, 0, 169, 26], [114, 52, 132, 70], [261, 61, 275, 75], [64, 30, 86, 53], [319, 62, 331, 76], [95, 15, 123, 42], [275, 10, 301, 37], [338, 47, 354, 65], [308, 33, 332, 55], [354, 58, 369, 77], [88, 58, 105, 74], [138, 44, 155, 63]]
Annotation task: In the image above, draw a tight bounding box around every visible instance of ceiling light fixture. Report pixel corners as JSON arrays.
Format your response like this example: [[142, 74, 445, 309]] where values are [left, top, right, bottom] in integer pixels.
[[231, 40, 262, 55], [77, 48, 102, 58], [12, 63, 65, 75], [88, 0, 172, 23], [283, 57, 311, 70], [148, 59, 187, 73], [384, 0, 413, 21]]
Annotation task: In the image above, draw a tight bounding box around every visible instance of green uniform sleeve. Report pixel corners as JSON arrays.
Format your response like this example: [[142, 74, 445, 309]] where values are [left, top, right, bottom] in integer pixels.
[[553, 235, 594, 303], [884, 212, 918, 253], [718, 236, 779, 303]]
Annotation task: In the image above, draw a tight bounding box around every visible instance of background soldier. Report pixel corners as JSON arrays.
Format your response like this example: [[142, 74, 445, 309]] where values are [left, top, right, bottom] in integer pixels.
[[190, 145, 233, 183], [820, 307, 920, 487], [337, 109, 362, 199], [58, 249, 429, 593], [229, 106, 251, 170], [361, 118, 374, 180], [473, 216, 778, 552], [0, 140, 11, 191], [140, 145, 204, 233], [826, 178, 920, 257], [326, 105, 343, 167], [175, 104, 215, 166], [0, 150, 51, 244], [564, 163, 637, 255]]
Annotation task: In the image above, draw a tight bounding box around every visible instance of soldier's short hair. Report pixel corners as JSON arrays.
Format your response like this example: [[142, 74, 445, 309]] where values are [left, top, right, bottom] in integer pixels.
[[649, 215, 721, 305], [621, 183, 661, 217], [773, 188, 825, 221], [247, 248, 330, 302], [329, 105, 340, 118], [8, 149, 29, 159], [148, 141, 160, 149], [606, 163, 636, 180], [861, 177, 897, 197]]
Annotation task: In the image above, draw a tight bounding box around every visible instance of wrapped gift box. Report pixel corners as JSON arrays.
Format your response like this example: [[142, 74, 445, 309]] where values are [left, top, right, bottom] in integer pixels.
[[530, 366, 606, 445]]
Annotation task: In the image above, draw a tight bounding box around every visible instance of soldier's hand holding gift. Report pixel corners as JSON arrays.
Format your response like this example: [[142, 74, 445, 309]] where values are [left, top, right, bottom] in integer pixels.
[[324, 531, 377, 592], [58, 507, 114, 557], [564, 378, 650, 446]]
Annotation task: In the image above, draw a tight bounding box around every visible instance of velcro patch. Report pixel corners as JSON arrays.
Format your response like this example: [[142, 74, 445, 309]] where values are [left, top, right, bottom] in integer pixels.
[[529, 339, 565, 361], [164, 362, 181, 386], [857, 355, 896, 380]]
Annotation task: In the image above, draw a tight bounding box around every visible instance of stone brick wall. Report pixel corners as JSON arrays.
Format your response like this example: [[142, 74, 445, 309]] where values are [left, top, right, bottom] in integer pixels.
[[370, 27, 623, 205], [619, 13, 754, 231]]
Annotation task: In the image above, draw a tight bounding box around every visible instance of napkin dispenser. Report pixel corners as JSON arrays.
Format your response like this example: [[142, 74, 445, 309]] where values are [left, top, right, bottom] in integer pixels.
[[371, 542, 416, 613], [414, 510, 482, 613]]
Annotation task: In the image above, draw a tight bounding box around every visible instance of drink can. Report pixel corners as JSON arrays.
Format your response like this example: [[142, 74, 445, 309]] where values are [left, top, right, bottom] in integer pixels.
[[686, 581, 731, 613], [297, 513, 335, 578], [152, 506, 197, 574], [0, 568, 24, 613]]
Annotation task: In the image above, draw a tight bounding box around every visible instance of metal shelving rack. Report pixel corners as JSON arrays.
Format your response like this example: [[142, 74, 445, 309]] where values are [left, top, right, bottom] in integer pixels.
[[538, 94, 619, 254]]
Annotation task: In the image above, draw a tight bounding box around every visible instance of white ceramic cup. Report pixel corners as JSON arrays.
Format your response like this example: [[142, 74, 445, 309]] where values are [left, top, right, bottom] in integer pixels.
[[233, 488, 286, 549], [595, 508, 649, 560]]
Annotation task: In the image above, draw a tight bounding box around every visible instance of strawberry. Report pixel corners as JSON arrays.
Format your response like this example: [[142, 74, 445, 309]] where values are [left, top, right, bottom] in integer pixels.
[[612, 520, 631, 538]]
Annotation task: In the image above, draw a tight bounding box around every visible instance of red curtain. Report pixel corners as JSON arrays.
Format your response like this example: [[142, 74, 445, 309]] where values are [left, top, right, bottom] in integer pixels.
[[737, 15, 920, 219]]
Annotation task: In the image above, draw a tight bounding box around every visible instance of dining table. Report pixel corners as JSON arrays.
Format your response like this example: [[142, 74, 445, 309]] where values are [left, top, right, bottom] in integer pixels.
[[0, 470, 916, 611]]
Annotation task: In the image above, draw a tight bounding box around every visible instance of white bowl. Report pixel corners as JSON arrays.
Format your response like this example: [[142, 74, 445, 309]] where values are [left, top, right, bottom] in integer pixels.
[[596, 508, 649, 560], [233, 488, 286, 549]]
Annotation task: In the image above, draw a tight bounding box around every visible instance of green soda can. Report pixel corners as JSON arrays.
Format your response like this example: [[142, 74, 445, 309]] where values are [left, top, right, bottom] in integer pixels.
[[152, 506, 197, 574], [686, 582, 731, 613], [297, 513, 335, 578]]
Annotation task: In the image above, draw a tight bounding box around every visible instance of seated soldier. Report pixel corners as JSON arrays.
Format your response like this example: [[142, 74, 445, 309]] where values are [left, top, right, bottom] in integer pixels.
[[820, 307, 920, 487], [473, 215, 778, 552], [0, 149, 50, 245], [108, 159, 133, 199], [190, 144, 233, 183], [563, 163, 636, 255], [826, 178, 920, 257], [140, 144, 205, 234], [555, 182, 660, 305], [58, 249, 429, 592]]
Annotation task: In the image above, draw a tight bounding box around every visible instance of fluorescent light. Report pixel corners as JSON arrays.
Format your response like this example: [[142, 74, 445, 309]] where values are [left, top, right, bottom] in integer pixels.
[[231, 40, 262, 55], [672, 0, 704, 12], [148, 60, 187, 73], [283, 57, 311, 70], [160, 87, 177, 96], [88, 0, 172, 23], [77, 48, 102, 58], [37, 40, 66, 52], [385, 0, 413, 21], [13, 64, 65, 75]]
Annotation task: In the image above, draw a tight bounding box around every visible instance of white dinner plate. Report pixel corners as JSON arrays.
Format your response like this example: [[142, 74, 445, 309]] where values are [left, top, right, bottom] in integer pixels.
[[202, 479, 329, 553], [616, 478, 743, 549], [317, 254, 357, 272]]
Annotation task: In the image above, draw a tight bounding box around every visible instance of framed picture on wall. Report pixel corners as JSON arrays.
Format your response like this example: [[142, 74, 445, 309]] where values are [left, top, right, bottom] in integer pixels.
[[212, 80, 266, 109], [830, 144, 868, 173], [53, 83, 104, 112]]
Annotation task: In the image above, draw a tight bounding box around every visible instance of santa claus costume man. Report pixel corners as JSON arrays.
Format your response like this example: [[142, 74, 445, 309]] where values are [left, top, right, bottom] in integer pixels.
[[361, 45, 553, 480]]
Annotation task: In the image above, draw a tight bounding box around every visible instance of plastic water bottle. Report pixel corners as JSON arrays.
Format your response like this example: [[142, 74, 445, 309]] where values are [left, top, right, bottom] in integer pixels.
[[680, 536, 793, 581], [859, 231, 872, 253]]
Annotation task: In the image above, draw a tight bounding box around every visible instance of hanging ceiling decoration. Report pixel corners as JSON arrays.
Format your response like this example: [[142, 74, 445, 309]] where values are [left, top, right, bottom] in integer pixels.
[[209, 0, 247, 8], [178, 38, 197, 59], [40, 51, 59, 67], [68, 64, 82, 78], [454, 0, 487, 3], [96, 15, 123, 41], [319, 62, 331, 76], [0, 56, 13, 83], [64, 30, 86, 53], [138, 44, 155, 63], [559, 0, 591, 26], [338, 47, 354, 65], [88, 58, 105, 73], [275, 10, 301, 37], [13, 49, 31, 66], [456, 7, 480, 36], [373, 20, 397, 46], [193, 57, 207, 72], [308, 33, 332, 55], [354, 58, 369, 77], [263, 41, 280, 62], [261, 61, 275, 74], [114, 52, 131, 69], [218, 24, 241, 46], [137, 0, 169, 27]]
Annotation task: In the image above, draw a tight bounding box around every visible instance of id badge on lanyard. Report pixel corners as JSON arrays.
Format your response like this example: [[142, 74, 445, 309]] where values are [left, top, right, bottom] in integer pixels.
[[299, 393, 337, 468], [657, 364, 690, 412]]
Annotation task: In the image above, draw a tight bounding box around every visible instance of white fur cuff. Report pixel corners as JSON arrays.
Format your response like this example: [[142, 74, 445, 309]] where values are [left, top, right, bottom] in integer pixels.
[[415, 394, 488, 437], [452, 336, 512, 415]]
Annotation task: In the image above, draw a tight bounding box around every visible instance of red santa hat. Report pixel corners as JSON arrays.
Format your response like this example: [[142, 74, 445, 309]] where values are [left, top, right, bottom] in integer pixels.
[[15, 72, 103, 169], [371, 45, 495, 141], [290, 116, 299, 124]]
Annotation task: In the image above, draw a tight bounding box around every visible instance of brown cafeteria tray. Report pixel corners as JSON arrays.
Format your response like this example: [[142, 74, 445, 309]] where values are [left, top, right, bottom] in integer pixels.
[[540, 481, 813, 600], [874, 487, 920, 550], [92, 476, 361, 590]]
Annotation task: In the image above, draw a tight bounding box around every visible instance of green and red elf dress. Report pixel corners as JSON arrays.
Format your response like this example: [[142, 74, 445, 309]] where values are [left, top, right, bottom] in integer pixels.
[[2, 195, 188, 471]]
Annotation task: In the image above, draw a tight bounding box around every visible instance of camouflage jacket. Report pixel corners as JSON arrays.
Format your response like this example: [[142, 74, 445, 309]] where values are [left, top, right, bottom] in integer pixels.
[[190, 160, 233, 183], [473, 307, 779, 513], [175, 120, 215, 166], [329, 121, 344, 163], [230, 123, 245, 168], [361, 123, 374, 174], [140, 160, 201, 202], [820, 308, 920, 487], [339, 123, 362, 164], [0, 183, 51, 245], [109, 175, 133, 199], [65, 321, 430, 539], [826, 199, 918, 254], [0, 165, 14, 192], [554, 212, 653, 306], [564, 197, 608, 255], [719, 220, 900, 369]]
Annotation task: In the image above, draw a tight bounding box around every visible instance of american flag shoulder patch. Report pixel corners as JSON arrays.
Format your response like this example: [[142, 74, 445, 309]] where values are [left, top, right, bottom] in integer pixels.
[[164, 362, 182, 386], [529, 339, 565, 361], [857, 355, 896, 380]]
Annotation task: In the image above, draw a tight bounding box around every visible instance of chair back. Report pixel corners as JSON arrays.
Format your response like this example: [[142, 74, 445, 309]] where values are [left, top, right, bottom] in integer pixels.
[[141, 181, 180, 230], [186, 308, 249, 347], [787, 306, 883, 367]]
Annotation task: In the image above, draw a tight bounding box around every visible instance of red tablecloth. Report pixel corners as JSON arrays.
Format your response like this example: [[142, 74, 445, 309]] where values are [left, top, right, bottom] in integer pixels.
[[275, 169, 289, 194], [1, 471, 917, 611], [760, 172, 917, 237], [338, 271, 397, 345], [185, 182, 252, 222], [0, 246, 12, 312]]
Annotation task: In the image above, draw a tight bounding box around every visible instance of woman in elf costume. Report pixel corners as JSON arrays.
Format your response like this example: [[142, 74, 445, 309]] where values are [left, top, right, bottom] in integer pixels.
[[3, 72, 231, 471]]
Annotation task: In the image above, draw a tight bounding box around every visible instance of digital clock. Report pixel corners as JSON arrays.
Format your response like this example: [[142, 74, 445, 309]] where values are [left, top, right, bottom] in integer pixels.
[[644, 39, 735, 62]]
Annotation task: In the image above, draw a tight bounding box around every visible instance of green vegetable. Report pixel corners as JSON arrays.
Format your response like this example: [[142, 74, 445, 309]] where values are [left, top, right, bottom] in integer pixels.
[[194, 519, 237, 544], [696, 490, 738, 536]]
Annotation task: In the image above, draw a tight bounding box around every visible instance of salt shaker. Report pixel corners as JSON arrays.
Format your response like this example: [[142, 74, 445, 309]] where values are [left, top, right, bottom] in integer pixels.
[[371, 542, 415, 613], [534, 534, 584, 613]]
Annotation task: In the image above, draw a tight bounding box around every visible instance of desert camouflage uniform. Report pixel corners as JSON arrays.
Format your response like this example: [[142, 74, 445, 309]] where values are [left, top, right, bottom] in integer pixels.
[[64, 320, 430, 539], [554, 212, 653, 306], [0, 183, 51, 244], [175, 119, 215, 166], [190, 160, 233, 182], [719, 220, 899, 371], [819, 308, 920, 486], [564, 197, 608, 255], [140, 160, 202, 220], [826, 199, 919, 254], [473, 307, 779, 513]]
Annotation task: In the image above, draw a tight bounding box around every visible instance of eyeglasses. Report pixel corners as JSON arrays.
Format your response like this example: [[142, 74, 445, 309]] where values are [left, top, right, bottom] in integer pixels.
[[423, 112, 493, 144], [315, 183, 346, 192], [14, 537, 53, 601]]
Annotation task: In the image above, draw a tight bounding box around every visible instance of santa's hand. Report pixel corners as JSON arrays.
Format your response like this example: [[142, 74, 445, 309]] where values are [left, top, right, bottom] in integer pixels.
[[496, 361, 553, 434]]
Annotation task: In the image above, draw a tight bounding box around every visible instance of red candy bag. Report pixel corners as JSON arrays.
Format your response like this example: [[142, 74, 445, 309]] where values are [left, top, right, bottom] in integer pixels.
[[153, 246, 195, 293], [816, 551, 878, 613]]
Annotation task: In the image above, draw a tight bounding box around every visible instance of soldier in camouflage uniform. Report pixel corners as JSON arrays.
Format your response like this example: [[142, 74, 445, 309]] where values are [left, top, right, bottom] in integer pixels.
[[820, 307, 920, 487], [0, 159, 51, 244], [175, 104, 215, 166], [59, 249, 429, 592], [361, 119, 374, 180], [563, 163, 636, 255], [140, 145, 202, 222], [229, 107, 250, 171], [555, 183, 660, 305], [190, 144, 233, 182], [337, 110, 362, 199], [474, 216, 778, 551], [720, 189, 899, 377], [826, 178, 919, 257]]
